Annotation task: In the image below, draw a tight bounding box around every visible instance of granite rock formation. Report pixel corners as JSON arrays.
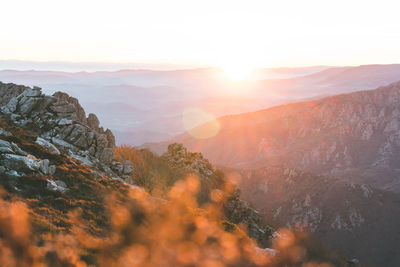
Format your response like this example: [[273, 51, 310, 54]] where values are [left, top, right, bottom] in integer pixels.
[[0, 82, 133, 181]]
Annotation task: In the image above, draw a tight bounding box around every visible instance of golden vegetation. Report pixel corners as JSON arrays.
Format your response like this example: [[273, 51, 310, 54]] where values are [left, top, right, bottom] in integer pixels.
[[0, 178, 343, 267], [114, 145, 225, 203], [0, 120, 348, 266]]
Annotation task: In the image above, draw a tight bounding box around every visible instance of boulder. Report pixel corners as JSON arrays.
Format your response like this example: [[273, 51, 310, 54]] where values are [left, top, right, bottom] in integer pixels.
[[49, 102, 76, 113], [87, 113, 100, 130], [63, 124, 89, 149], [58, 118, 72, 125], [22, 88, 42, 97], [98, 148, 113, 164], [36, 96, 57, 112], [10, 142, 28, 156], [123, 160, 134, 175], [0, 154, 40, 171], [52, 92, 87, 124], [111, 161, 124, 173], [48, 165, 56, 176], [19, 97, 43, 115], [46, 179, 67, 193], [0, 82, 28, 106], [35, 137, 61, 154], [6, 97, 18, 113], [51, 137, 78, 152], [105, 129, 116, 147], [0, 139, 13, 153]]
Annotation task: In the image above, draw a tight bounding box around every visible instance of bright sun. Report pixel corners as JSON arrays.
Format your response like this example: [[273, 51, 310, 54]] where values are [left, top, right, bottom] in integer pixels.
[[221, 64, 254, 81]]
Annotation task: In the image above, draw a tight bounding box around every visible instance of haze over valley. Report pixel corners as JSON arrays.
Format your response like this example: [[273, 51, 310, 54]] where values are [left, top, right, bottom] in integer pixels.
[[3, 63, 400, 146], [2, 0, 400, 266]]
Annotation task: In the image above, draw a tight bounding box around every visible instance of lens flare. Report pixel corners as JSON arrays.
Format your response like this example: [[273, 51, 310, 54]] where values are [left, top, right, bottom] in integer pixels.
[[182, 108, 220, 139]]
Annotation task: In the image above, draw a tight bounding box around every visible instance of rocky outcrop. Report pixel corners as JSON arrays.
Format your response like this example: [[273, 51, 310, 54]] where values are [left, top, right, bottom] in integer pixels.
[[0, 132, 55, 176], [162, 143, 214, 177], [52, 91, 88, 124], [224, 189, 274, 247], [0, 82, 133, 181], [0, 82, 30, 106], [161, 143, 274, 247]]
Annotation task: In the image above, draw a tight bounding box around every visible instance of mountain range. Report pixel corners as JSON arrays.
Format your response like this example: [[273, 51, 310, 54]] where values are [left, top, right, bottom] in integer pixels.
[[3, 66, 400, 265], [152, 81, 400, 193], [3, 64, 400, 145]]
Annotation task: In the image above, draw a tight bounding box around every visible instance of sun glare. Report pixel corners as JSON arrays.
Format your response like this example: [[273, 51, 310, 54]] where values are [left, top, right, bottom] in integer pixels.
[[221, 64, 254, 82]]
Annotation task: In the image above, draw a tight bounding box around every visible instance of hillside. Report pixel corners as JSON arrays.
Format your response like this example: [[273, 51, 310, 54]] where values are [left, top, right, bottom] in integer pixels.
[[0, 82, 354, 266], [144, 80, 400, 266], [154, 81, 400, 193], [227, 165, 400, 266]]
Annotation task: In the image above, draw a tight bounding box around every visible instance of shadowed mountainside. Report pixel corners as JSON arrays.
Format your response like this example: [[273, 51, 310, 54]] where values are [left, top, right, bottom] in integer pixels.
[[222, 165, 400, 266]]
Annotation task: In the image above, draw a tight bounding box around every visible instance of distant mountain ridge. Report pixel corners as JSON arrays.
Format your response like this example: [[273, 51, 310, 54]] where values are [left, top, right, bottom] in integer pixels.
[[152, 80, 400, 193], [3, 64, 400, 145]]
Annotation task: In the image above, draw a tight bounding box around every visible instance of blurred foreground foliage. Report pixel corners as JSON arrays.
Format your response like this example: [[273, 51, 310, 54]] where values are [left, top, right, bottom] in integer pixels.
[[0, 178, 347, 267]]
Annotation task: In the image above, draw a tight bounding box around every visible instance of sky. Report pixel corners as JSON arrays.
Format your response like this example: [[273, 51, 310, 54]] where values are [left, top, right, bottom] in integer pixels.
[[1, 0, 400, 70]]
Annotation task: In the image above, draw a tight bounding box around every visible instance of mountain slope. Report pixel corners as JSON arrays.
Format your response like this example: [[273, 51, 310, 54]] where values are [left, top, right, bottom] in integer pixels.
[[0, 82, 273, 243], [156, 81, 400, 193], [0, 81, 357, 266], [227, 165, 400, 266]]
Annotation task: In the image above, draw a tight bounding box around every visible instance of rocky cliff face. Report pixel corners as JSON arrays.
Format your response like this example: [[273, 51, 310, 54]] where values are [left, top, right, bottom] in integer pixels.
[[0, 82, 133, 181], [231, 165, 400, 266], [159, 81, 400, 193]]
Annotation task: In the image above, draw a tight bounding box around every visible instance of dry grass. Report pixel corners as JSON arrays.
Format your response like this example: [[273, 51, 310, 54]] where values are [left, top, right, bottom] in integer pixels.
[[0, 177, 348, 267]]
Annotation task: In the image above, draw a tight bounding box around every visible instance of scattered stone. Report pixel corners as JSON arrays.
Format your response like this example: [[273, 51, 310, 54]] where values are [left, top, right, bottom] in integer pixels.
[[0, 139, 13, 153], [35, 137, 61, 154], [111, 161, 124, 173], [10, 114, 21, 121], [48, 165, 56, 176], [6, 97, 18, 113], [123, 160, 134, 175], [0, 128, 11, 136], [39, 159, 50, 174], [52, 137, 78, 151], [10, 142, 28, 156], [6, 170, 21, 177], [0, 154, 40, 171], [49, 102, 76, 113], [58, 118, 73, 125], [46, 179, 67, 193]]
